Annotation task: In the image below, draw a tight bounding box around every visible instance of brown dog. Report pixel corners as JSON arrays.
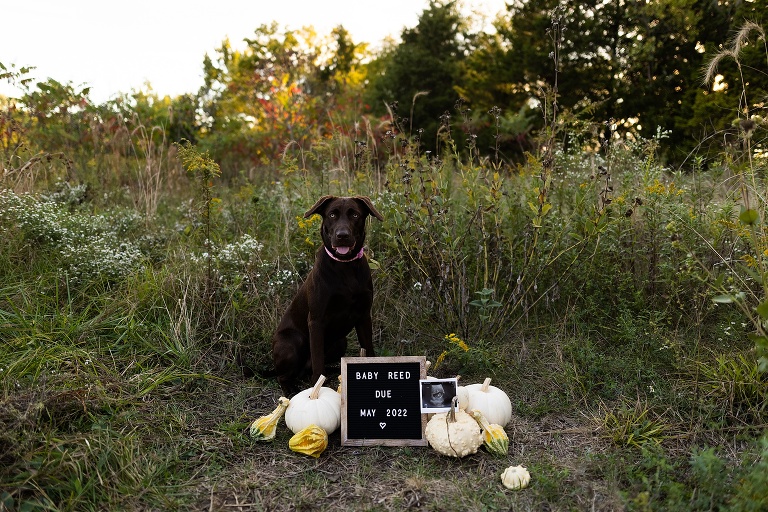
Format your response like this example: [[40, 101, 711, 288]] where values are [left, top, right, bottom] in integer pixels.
[[271, 195, 383, 394]]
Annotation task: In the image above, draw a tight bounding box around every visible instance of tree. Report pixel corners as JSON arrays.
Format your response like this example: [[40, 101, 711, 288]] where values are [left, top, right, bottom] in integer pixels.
[[197, 24, 372, 177], [20, 78, 94, 157], [461, 0, 629, 157], [315, 26, 372, 125], [364, 0, 467, 151], [462, 0, 735, 163], [615, 0, 730, 160], [197, 24, 322, 174]]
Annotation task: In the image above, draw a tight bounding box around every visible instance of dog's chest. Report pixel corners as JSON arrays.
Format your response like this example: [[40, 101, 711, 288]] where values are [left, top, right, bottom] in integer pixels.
[[327, 278, 371, 312], [313, 265, 371, 320]]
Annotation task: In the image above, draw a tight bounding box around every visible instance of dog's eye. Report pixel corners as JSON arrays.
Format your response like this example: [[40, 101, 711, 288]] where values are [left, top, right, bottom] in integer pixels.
[[352, 212, 360, 218], [328, 212, 337, 218]]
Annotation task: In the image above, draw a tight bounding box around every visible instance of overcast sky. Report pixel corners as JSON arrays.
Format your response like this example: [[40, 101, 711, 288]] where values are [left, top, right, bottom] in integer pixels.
[[1, 0, 508, 103]]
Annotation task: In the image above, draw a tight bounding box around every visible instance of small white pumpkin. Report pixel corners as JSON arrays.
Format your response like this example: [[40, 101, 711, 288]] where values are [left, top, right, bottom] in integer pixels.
[[284, 375, 341, 434], [425, 397, 483, 457], [501, 465, 530, 490], [464, 377, 512, 426]]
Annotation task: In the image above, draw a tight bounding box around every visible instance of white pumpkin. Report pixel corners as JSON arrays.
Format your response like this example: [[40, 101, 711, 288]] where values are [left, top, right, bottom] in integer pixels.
[[284, 375, 341, 434], [501, 465, 530, 490], [425, 397, 483, 457], [464, 377, 512, 427]]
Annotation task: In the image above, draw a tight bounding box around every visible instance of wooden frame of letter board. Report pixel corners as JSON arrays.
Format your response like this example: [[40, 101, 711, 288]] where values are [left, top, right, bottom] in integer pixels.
[[341, 356, 428, 446]]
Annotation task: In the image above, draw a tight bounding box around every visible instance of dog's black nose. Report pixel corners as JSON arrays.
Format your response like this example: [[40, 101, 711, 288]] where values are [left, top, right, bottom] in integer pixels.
[[335, 229, 351, 242]]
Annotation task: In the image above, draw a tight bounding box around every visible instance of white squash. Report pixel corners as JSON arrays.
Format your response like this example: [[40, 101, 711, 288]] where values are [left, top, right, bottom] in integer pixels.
[[464, 377, 512, 426], [284, 375, 341, 434], [425, 397, 483, 457], [501, 465, 530, 490]]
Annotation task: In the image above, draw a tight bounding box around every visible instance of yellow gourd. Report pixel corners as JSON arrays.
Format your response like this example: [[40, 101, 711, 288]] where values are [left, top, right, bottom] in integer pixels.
[[470, 409, 509, 456], [288, 424, 328, 458], [249, 397, 290, 441]]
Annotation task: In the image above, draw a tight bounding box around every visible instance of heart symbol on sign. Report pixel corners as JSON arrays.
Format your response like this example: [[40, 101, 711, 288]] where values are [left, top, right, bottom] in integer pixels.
[[379, 422, 386, 429]]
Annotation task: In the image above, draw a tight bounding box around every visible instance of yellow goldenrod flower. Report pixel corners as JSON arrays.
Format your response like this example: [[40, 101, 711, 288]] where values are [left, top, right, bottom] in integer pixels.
[[445, 333, 470, 351], [433, 350, 448, 370]]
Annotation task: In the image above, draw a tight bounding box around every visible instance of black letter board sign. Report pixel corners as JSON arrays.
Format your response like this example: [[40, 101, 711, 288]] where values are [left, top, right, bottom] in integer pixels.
[[341, 356, 427, 446]]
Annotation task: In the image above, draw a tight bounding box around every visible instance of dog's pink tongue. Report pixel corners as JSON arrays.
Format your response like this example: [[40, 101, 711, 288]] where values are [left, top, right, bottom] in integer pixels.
[[335, 246, 351, 255]]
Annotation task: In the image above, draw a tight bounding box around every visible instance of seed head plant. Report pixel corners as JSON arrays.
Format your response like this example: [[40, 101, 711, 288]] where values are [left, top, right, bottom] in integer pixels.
[[700, 22, 768, 372]]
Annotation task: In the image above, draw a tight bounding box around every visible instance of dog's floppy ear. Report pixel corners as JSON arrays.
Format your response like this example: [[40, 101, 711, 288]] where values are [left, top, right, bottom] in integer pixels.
[[304, 195, 336, 218], [353, 196, 384, 221]]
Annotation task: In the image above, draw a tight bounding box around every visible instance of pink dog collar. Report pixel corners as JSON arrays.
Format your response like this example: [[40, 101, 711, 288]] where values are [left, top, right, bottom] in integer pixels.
[[325, 246, 365, 262]]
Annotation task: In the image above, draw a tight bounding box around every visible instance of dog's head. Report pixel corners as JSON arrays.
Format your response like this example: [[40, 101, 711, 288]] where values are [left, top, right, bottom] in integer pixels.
[[304, 195, 384, 260]]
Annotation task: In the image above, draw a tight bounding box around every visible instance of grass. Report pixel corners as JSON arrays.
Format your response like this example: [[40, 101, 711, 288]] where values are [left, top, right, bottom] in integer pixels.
[[1, 173, 767, 512], [2, 90, 768, 511]]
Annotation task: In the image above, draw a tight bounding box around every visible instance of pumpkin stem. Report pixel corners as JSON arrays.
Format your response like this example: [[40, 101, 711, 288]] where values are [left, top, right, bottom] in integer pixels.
[[448, 396, 458, 423], [310, 374, 326, 400], [481, 377, 492, 392], [444, 397, 461, 456]]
